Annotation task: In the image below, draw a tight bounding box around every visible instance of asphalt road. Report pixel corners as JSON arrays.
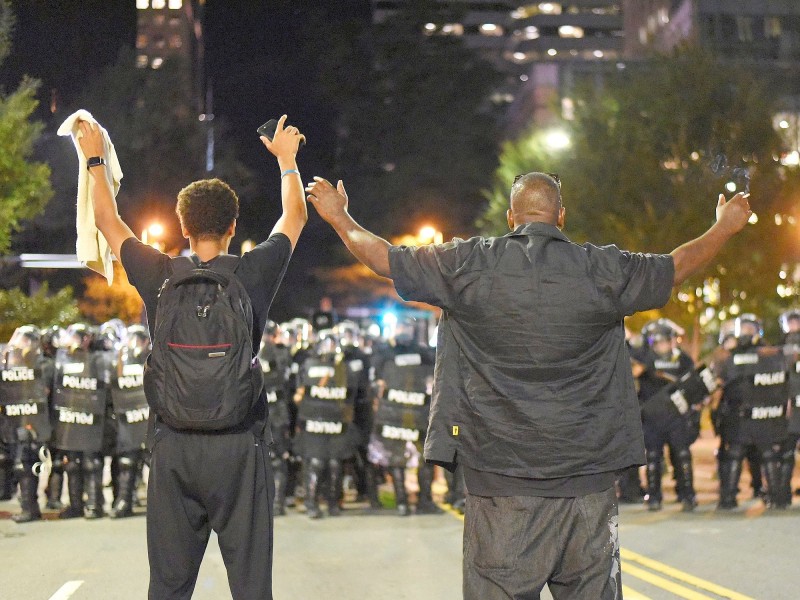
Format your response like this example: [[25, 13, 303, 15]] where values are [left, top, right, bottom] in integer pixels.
[[1, 432, 798, 600]]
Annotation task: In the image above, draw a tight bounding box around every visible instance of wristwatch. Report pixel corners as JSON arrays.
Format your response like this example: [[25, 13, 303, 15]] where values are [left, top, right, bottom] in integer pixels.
[[86, 156, 106, 169]]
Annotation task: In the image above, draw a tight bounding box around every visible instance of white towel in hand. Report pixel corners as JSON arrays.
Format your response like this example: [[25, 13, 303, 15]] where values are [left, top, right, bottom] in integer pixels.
[[57, 109, 123, 285]]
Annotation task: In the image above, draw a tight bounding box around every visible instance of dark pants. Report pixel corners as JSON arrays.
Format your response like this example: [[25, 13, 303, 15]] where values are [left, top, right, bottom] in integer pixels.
[[463, 487, 621, 600], [147, 430, 274, 600]]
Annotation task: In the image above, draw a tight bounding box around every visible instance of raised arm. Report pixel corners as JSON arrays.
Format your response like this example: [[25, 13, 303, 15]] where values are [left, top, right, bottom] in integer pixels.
[[304, 177, 392, 278], [262, 115, 308, 249], [77, 121, 135, 260], [670, 192, 751, 286]]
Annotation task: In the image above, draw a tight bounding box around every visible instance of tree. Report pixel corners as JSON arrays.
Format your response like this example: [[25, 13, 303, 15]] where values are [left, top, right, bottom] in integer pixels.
[[68, 48, 253, 252], [315, 1, 506, 240], [78, 262, 143, 325], [0, 284, 79, 340], [0, 0, 53, 254], [480, 46, 793, 349]]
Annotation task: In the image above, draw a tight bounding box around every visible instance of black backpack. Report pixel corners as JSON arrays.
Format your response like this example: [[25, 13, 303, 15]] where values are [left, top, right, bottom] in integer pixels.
[[143, 255, 264, 431]]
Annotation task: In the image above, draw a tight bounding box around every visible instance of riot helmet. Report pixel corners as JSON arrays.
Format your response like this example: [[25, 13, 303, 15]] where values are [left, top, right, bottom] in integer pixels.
[[3, 325, 42, 367], [334, 320, 360, 349], [718, 319, 737, 350], [125, 324, 151, 358], [40, 325, 64, 359], [388, 315, 418, 347], [733, 313, 763, 348], [642, 318, 683, 358], [315, 329, 340, 358], [96, 318, 126, 351], [62, 323, 94, 354]]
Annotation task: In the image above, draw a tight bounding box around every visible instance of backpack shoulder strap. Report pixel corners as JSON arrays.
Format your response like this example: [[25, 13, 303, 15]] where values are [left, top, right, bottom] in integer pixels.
[[170, 255, 196, 275], [212, 254, 240, 274]]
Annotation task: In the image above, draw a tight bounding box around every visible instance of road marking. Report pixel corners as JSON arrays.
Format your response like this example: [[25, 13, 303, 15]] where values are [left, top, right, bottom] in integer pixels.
[[48, 581, 84, 600], [622, 563, 716, 600], [621, 584, 653, 600], [441, 502, 754, 600], [621, 549, 757, 600]]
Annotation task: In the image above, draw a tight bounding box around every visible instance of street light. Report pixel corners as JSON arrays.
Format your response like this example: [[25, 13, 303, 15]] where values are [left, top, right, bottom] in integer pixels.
[[142, 222, 165, 251], [418, 225, 443, 245], [544, 129, 570, 150]]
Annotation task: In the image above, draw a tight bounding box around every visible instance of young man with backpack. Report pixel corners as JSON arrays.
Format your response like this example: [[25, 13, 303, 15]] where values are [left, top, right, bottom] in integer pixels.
[[76, 115, 307, 599]]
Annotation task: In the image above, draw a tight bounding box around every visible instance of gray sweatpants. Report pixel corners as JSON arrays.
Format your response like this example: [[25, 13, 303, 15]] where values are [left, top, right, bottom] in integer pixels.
[[463, 487, 622, 600]]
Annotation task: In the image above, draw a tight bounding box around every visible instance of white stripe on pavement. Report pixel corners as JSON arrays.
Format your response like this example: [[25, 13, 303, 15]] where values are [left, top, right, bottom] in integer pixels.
[[48, 581, 84, 600]]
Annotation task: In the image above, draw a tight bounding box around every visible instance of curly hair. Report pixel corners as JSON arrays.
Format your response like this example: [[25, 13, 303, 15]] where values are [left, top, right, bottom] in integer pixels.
[[175, 178, 239, 240]]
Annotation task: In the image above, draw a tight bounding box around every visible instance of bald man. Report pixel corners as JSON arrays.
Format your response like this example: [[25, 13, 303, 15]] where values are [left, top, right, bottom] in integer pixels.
[[306, 172, 751, 600]]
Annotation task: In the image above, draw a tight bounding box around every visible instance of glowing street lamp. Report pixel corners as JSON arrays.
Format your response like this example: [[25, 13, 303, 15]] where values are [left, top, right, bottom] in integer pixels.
[[142, 222, 165, 251], [418, 225, 443, 245], [544, 129, 571, 150]]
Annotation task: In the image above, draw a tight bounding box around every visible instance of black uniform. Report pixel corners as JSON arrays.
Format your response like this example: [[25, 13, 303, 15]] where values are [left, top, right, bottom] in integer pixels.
[[259, 337, 292, 515], [638, 348, 696, 510], [52, 345, 110, 518], [295, 350, 360, 518], [0, 341, 54, 522], [369, 343, 439, 515], [121, 233, 292, 600], [107, 339, 149, 518], [717, 343, 790, 509]]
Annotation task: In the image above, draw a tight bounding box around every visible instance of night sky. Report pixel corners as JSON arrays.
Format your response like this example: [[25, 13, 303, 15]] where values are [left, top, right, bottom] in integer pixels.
[[2, 0, 375, 320]]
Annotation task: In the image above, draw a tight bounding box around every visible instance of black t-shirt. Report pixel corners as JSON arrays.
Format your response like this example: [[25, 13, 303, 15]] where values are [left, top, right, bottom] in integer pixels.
[[120, 234, 293, 431]]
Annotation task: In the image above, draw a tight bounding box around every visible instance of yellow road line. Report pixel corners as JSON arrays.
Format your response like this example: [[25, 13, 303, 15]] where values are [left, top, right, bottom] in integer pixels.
[[621, 584, 654, 600], [441, 503, 754, 600], [621, 549, 757, 600], [622, 563, 716, 600]]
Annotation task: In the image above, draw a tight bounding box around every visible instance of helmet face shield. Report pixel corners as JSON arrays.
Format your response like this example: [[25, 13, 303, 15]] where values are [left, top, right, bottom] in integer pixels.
[[733, 314, 763, 348], [779, 310, 800, 334]]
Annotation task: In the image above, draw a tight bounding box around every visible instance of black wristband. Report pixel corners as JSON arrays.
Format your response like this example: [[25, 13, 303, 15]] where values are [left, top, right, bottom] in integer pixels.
[[86, 156, 106, 169]]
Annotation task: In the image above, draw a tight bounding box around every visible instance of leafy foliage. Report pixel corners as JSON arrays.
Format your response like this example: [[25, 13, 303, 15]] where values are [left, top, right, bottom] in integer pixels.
[[481, 46, 794, 344], [78, 262, 143, 325], [0, 0, 52, 254], [0, 284, 79, 341]]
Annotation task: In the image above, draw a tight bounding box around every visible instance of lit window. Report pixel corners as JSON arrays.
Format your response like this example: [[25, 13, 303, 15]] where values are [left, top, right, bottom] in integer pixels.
[[558, 25, 584, 38], [765, 17, 782, 39], [547, 48, 557, 56], [136, 34, 148, 49], [168, 0, 182, 8], [736, 16, 753, 42], [152, 0, 166, 9], [151, 57, 164, 69], [524, 26, 539, 40], [441, 23, 463, 36], [136, 55, 149, 68], [639, 27, 648, 45], [136, 0, 149, 9], [480, 23, 503, 36], [154, 14, 166, 25], [538, 3, 561, 15], [170, 34, 183, 48]]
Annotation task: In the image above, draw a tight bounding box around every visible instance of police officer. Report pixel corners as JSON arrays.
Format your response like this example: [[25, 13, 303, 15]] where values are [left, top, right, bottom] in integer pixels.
[[369, 316, 441, 516], [779, 309, 800, 501], [105, 324, 150, 518], [335, 320, 373, 505], [294, 329, 359, 518], [52, 324, 110, 519], [638, 319, 697, 511], [40, 326, 67, 510], [716, 314, 790, 509], [0, 326, 55, 522], [259, 321, 293, 515]]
